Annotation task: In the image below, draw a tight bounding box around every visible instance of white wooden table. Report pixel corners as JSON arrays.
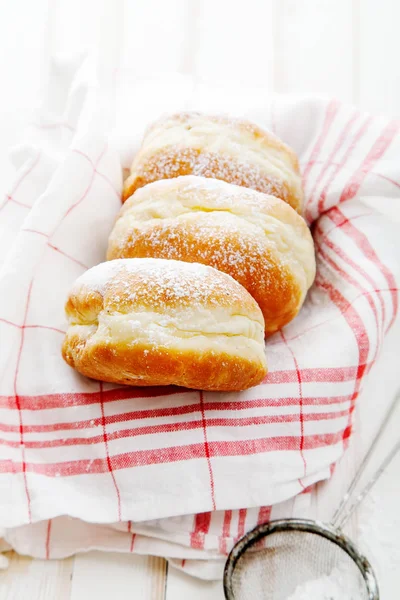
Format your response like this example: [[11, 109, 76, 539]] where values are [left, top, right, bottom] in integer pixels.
[[1, 1, 400, 598]]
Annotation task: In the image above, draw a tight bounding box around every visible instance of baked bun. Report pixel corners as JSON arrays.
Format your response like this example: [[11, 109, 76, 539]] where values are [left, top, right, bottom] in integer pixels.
[[108, 176, 316, 335], [62, 258, 267, 391], [123, 112, 303, 213]]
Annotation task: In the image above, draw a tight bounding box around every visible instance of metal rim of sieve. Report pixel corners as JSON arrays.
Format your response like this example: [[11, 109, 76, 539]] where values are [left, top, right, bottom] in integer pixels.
[[223, 518, 379, 600]]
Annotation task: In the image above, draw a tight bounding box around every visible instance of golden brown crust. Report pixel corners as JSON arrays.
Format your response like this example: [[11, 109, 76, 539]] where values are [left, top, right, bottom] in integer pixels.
[[108, 177, 316, 335], [62, 335, 266, 391], [123, 147, 292, 207], [62, 258, 267, 391], [122, 112, 303, 213], [145, 112, 299, 165]]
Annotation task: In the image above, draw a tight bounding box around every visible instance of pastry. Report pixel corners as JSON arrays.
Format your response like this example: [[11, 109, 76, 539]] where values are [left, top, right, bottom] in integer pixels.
[[122, 112, 303, 213], [62, 258, 267, 391], [108, 176, 316, 335]]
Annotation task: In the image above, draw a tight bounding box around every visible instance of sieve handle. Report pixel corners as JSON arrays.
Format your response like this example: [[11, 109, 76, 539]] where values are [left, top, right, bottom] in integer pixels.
[[331, 390, 400, 530]]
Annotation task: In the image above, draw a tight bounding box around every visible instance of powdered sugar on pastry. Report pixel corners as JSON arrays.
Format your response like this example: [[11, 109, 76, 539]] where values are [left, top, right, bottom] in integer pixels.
[[123, 112, 304, 213], [72, 257, 251, 308], [63, 258, 267, 391], [108, 177, 316, 334]]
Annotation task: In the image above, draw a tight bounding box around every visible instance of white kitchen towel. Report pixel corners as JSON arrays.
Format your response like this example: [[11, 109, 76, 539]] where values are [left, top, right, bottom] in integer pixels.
[[0, 56, 399, 579]]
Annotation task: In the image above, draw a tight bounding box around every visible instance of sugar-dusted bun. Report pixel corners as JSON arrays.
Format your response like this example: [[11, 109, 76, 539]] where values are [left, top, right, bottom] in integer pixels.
[[62, 258, 267, 391], [123, 112, 303, 213], [108, 176, 316, 335]]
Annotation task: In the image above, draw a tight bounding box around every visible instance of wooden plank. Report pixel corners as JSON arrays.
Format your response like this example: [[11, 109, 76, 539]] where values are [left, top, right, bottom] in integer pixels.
[[0, 0, 49, 195], [358, 0, 400, 116], [166, 566, 224, 600], [119, 0, 188, 75], [70, 552, 167, 600], [275, 0, 354, 103], [149, 556, 168, 600], [356, 452, 400, 599], [193, 0, 276, 88], [47, 0, 100, 59], [0, 552, 74, 600]]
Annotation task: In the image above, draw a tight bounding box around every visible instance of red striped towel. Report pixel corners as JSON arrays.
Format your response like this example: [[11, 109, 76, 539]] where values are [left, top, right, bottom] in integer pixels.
[[0, 68, 399, 579]]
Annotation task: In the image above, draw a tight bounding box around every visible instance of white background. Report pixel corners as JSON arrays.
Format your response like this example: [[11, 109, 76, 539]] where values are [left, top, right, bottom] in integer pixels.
[[0, 1, 399, 599]]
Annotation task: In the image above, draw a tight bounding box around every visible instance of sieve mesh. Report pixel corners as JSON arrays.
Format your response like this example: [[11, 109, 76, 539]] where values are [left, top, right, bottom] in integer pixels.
[[228, 529, 369, 600]]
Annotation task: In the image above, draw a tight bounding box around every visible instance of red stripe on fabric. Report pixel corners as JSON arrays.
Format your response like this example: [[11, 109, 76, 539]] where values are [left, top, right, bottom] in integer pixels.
[[0, 320, 66, 334], [0, 363, 368, 411], [257, 506, 272, 525], [199, 391, 216, 511], [72, 148, 96, 167], [0, 389, 360, 417], [9, 197, 30, 208], [128, 519, 136, 552], [47, 243, 88, 270], [317, 274, 370, 380], [315, 232, 383, 356], [13, 281, 34, 522], [0, 386, 181, 410], [302, 99, 340, 186], [99, 382, 122, 521], [236, 509, 247, 541], [1, 432, 348, 476], [49, 145, 107, 247], [300, 159, 340, 168], [63, 159, 101, 219], [0, 195, 24, 211], [315, 221, 386, 308], [312, 207, 384, 434], [211, 396, 351, 409], [317, 114, 371, 215], [307, 111, 360, 212], [95, 171, 121, 200], [309, 115, 372, 220], [45, 519, 52, 559], [72, 148, 120, 200], [328, 206, 398, 330], [339, 120, 400, 203], [24, 325, 66, 334], [302, 163, 400, 184], [190, 512, 212, 550], [0, 409, 351, 440], [22, 228, 48, 237], [219, 510, 233, 555], [280, 331, 307, 489], [0, 317, 19, 328], [265, 366, 363, 384], [316, 274, 369, 443], [300, 485, 314, 495], [319, 248, 387, 357], [309, 211, 375, 248], [372, 171, 400, 189], [317, 250, 384, 350], [0, 406, 199, 431], [268, 288, 392, 347]]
